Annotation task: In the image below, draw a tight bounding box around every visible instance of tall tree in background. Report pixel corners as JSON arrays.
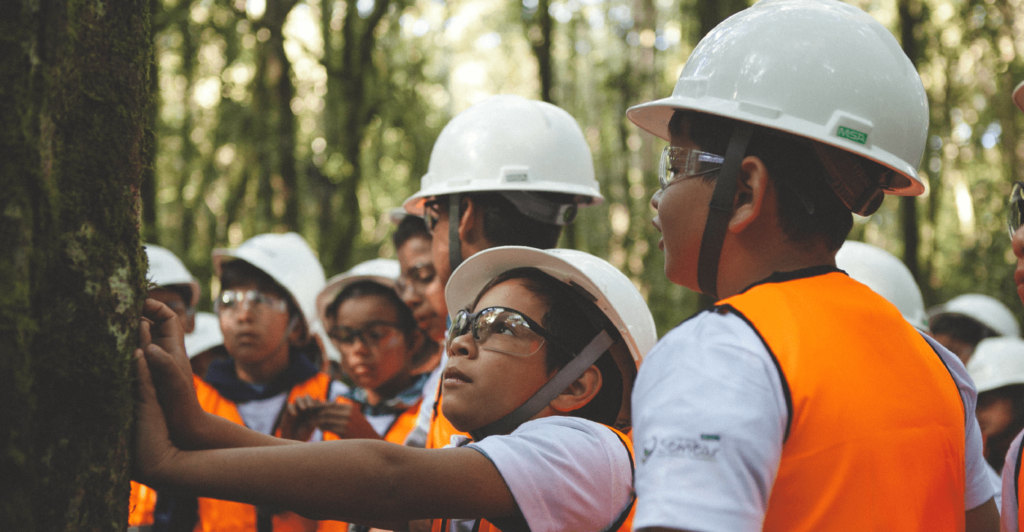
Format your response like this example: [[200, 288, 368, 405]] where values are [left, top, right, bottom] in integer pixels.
[[0, 0, 150, 530], [899, 0, 924, 280]]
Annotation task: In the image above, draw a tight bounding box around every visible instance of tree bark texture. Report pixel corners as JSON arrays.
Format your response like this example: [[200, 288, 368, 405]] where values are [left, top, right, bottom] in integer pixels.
[[0, 1, 151, 530]]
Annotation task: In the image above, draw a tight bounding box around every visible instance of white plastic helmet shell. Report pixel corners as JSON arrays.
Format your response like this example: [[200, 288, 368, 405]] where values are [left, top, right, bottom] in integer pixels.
[[184, 312, 224, 359], [928, 294, 1021, 338], [966, 337, 1024, 393], [212, 232, 326, 335], [445, 246, 656, 368], [835, 241, 927, 330], [145, 244, 201, 308], [627, 0, 928, 196], [403, 95, 603, 215], [316, 258, 402, 328]]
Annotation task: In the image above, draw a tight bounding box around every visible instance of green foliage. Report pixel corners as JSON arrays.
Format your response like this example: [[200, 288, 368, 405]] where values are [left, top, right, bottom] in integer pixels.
[[144, 0, 1024, 333]]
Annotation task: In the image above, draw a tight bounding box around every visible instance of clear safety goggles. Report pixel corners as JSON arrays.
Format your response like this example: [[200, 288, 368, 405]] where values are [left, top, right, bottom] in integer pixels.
[[1009, 181, 1024, 238], [328, 321, 404, 348], [659, 146, 725, 191], [215, 289, 288, 315], [446, 306, 568, 357]]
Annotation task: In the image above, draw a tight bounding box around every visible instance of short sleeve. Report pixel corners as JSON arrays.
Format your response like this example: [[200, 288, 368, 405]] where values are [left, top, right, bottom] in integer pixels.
[[919, 334, 994, 509], [1002, 429, 1024, 531], [466, 417, 634, 532], [631, 311, 788, 532]]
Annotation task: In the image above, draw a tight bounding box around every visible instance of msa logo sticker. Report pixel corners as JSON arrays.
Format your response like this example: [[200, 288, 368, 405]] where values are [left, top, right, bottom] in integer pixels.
[[836, 126, 867, 145], [640, 435, 720, 464]]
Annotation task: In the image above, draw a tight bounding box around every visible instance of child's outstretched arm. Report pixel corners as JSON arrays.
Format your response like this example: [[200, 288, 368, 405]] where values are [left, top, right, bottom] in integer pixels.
[[136, 349, 516, 524]]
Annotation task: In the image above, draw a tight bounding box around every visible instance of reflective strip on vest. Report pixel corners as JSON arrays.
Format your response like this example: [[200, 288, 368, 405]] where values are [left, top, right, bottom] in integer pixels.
[[192, 373, 334, 532], [720, 271, 966, 532]]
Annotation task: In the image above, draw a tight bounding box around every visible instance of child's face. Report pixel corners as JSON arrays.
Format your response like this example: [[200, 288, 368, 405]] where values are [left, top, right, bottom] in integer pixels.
[[330, 294, 413, 398], [441, 278, 556, 432], [397, 235, 448, 342], [977, 391, 1014, 459], [650, 117, 715, 292], [218, 281, 294, 377]]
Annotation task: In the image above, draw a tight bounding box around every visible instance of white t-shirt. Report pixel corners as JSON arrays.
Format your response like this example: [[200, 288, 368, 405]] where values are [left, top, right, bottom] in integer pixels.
[[1001, 429, 1024, 531], [632, 310, 992, 532], [448, 416, 634, 532]]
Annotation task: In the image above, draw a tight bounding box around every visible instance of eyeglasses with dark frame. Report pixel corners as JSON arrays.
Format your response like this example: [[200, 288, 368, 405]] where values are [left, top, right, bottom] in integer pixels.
[[215, 289, 289, 315], [328, 321, 406, 349]]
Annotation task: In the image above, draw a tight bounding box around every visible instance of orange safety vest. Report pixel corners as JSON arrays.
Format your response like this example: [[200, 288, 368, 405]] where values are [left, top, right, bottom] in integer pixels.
[[426, 386, 468, 450], [192, 373, 336, 532], [1014, 437, 1024, 529], [718, 269, 966, 532], [129, 481, 158, 527], [321, 396, 422, 445], [429, 424, 636, 532]]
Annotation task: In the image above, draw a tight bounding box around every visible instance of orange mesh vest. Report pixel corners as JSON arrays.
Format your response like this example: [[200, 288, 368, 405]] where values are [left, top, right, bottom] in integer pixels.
[[426, 385, 468, 450], [321, 396, 422, 445], [128, 481, 157, 527], [429, 424, 636, 532], [193, 373, 333, 532], [719, 270, 965, 532], [1015, 439, 1024, 529]]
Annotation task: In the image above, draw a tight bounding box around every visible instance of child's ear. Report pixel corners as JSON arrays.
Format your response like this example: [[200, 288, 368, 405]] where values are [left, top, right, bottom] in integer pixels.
[[728, 155, 770, 234], [549, 366, 603, 413]]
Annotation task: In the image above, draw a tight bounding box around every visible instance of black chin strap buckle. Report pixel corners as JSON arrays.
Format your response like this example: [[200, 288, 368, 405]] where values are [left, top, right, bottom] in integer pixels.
[[448, 192, 462, 273]]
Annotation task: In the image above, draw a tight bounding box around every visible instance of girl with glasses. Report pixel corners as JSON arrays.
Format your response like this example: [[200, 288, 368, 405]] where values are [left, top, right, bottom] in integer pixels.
[[133, 246, 656, 532]]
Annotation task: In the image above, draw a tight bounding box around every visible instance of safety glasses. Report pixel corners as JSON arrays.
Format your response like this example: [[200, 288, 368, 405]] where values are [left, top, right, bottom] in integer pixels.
[[446, 306, 568, 357], [1009, 181, 1024, 238], [659, 146, 725, 191], [215, 289, 288, 315], [328, 321, 405, 348]]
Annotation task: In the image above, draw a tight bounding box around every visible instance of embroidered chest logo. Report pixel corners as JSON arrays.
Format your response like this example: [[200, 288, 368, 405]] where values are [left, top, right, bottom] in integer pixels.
[[640, 434, 721, 464]]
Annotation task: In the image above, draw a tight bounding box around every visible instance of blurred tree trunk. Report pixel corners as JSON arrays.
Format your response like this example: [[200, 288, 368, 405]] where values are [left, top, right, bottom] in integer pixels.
[[0, 1, 151, 530], [692, 0, 747, 41], [317, 0, 404, 274], [899, 0, 923, 280]]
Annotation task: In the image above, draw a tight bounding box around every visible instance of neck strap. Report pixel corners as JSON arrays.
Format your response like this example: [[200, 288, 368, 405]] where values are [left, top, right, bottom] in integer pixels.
[[468, 330, 613, 441], [697, 123, 754, 300], [448, 192, 463, 274]]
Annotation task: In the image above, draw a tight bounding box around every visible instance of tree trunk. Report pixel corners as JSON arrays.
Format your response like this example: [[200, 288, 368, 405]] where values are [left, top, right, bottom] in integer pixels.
[[899, 0, 922, 280], [0, 1, 151, 530]]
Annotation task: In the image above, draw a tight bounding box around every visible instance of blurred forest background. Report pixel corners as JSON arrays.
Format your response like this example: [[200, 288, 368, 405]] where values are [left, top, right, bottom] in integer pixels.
[[143, 0, 1024, 335]]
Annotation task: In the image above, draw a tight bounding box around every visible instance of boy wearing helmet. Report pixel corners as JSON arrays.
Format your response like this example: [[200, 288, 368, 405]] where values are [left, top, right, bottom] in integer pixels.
[[400, 95, 604, 451], [929, 294, 1021, 364], [627, 0, 996, 530], [189, 232, 332, 532], [132, 247, 655, 532]]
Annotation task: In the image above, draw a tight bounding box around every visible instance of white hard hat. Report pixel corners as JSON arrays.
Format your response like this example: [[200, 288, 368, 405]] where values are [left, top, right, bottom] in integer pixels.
[[402, 95, 603, 217], [446, 246, 656, 368], [184, 312, 223, 359], [316, 258, 402, 327], [928, 294, 1021, 338], [212, 232, 326, 335], [835, 241, 927, 330], [966, 337, 1024, 393], [627, 0, 928, 199], [1014, 81, 1024, 113], [145, 244, 200, 308]]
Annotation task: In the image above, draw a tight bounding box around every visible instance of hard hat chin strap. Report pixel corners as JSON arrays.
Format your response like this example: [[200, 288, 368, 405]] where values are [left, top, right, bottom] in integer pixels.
[[448, 192, 463, 274], [468, 330, 613, 441], [697, 123, 754, 300]]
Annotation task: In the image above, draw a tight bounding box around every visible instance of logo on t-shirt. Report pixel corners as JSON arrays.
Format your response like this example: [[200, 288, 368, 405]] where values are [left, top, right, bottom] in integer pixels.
[[640, 435, 720, 464]]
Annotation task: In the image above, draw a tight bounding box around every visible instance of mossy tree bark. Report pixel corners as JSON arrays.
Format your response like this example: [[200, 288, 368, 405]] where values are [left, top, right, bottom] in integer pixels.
[[0, 1, 152, 530]]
